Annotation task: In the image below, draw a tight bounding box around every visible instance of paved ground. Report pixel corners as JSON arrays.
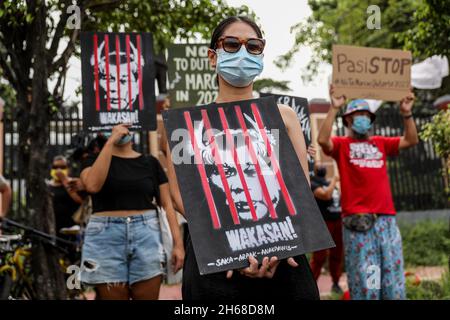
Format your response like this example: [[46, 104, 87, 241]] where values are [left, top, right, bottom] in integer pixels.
[[158, 266, 446, 300], [86, 266, 446, 300]]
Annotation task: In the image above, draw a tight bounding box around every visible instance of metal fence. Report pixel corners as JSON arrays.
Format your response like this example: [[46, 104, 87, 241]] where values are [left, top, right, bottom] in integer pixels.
[[3, 105, 449, 220], [2, 107, 150, 221], [335, 106, 449, 211]]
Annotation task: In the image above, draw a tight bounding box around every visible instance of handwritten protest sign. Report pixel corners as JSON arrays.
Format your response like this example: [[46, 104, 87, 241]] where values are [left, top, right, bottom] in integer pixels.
[[332, 45, 412, 101], [167, 44, 218, 108], [260, 93, 314, 176], [163, 97, 334, 274], [81, 32, 156, 132]]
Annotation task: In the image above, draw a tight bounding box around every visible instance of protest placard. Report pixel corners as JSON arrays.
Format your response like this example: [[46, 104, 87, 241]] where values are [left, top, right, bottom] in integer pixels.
[[81, 32, 156, 132], [167, 44, 218, 108], [260, 93, 314, 176], [163, 96, 334, 274], [332, 44, 412, 101]]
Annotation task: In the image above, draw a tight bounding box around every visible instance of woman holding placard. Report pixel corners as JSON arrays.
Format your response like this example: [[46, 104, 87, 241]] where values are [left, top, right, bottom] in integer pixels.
[[79, 127, 185, 299], [166, 16, 319, 300]]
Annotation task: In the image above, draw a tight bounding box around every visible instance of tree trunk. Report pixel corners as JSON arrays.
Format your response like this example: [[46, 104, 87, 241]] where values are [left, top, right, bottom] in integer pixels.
[[23, 2, 67, 300]]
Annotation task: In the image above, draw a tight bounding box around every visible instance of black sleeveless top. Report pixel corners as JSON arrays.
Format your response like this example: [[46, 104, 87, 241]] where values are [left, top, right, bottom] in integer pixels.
[[81, 154, 168, 213]]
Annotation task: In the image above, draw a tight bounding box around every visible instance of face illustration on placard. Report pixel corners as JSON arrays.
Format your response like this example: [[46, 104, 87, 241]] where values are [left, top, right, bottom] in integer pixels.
[[91, 39, 143, 110], [193, 113, 280, 221]]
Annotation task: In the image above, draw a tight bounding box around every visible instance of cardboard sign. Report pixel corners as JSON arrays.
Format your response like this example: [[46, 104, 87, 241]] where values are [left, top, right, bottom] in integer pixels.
[[332, 45, 412, 101], [163, 97, 334, 274], [81, 32, 157, 132], [167, 44, 218, 108], [260, 93, 314, 176]]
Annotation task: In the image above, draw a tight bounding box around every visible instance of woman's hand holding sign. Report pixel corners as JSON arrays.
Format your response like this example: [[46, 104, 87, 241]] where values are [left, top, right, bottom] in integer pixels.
[[226, 256, 299, 279]]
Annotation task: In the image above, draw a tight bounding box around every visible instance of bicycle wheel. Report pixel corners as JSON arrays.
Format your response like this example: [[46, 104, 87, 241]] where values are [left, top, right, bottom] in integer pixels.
[[0, 273, 13, 300]]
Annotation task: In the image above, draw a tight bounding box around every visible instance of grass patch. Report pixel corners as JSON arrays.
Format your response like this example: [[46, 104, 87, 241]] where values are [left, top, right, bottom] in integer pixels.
[[399, 219, 450, 267]]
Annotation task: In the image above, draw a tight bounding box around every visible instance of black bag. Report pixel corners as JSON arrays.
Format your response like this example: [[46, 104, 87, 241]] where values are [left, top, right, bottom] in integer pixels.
[[342, 214, 377, 232]]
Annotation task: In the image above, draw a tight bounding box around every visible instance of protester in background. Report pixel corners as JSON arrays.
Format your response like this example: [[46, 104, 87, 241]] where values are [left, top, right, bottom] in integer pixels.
[[80, 124, 184, 300], [48, 155, 83, 233], [0, 174, 11, 218], [166, 16, 319, 300], [317, 85, 419, 300], [309, 163, 343, 294]]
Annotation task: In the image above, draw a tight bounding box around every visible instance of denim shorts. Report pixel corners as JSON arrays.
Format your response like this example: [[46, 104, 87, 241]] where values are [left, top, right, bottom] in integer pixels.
[[80, 210, 166, 285]]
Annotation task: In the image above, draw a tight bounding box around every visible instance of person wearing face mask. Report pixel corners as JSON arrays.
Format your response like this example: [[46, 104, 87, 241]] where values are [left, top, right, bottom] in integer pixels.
[[48, 155, 84, 234], [79, 124, 184, 299], [317, 85, 419, 300], [165, 16, 319, 300], [309, 164, 343, 294]]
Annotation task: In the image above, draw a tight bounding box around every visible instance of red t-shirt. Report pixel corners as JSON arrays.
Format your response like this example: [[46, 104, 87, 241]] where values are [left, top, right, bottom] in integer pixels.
[[325, 136, 400, 217]]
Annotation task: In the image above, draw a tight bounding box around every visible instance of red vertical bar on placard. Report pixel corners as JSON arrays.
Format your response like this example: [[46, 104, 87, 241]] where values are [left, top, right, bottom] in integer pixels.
[[184, 111, 221, 229], [115, 35, 121, 111], [136, 35, 143, 111], [93, 34, 100, 112], [201, 109, 240, 225], [104, 35, 111, 111], [250, 103, 297, 216], [125, 35, 133, 111], [234, 105, 278, 219], [218, 108, 258, 222]]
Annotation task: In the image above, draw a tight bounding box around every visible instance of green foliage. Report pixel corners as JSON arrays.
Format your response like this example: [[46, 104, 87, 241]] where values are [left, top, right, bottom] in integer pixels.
[[0, 79, 16, 116], [83, 0, 254, 53], [253, 78, 291, 93], [399, 220, 450, 267], [399, 0, 450, 58], [276, 0, 419, 81], [420, 109, 450, 160], [406, 271, 450, 300]]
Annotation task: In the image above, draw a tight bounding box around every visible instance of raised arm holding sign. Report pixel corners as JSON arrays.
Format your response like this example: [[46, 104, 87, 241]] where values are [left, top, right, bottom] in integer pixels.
[[317, 82, 418, 300]]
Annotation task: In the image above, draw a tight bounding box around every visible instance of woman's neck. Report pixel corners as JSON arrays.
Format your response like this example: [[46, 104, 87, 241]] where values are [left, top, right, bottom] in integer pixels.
[[215, 78, 254, 103], [112, 144, 138, 157]]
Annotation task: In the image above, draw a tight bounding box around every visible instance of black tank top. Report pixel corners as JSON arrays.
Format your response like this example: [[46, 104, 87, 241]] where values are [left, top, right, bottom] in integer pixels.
[[81, 154, 168, 213]]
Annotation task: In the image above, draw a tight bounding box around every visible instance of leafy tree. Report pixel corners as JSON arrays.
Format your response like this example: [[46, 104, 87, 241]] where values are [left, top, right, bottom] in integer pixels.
[[253, 78, 291, 93], [420, 109, 450, 198], [276, 0, 419, 82], [0, 0, 251, 299], [276, 0, 450, 112], [400, 0, 450, 58]]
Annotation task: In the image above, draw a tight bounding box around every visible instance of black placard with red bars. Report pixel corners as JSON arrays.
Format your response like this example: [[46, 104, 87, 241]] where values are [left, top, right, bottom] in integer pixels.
[[163, 97, 334, 275], [81, 32, 156, 132]]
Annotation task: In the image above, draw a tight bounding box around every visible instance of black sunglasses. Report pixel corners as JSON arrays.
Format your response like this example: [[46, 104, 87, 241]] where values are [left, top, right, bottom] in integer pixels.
[[216, 36, 265, 55], [52, 165, 68, 170]]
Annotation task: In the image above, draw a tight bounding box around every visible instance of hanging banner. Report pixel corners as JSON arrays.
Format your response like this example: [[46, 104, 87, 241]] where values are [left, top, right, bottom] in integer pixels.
[[163, 96, 334, 275], [81, 32, 157, 132], [167, 43, 218, 108], [332, 44, 412, 101]]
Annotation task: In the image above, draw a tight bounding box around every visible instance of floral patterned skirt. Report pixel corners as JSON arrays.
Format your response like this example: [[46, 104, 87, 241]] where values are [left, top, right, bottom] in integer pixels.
[[343, 215, 406, 300]]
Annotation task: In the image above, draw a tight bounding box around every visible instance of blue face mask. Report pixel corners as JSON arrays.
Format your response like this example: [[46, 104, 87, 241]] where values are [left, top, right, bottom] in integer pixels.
[[351, 115, 372, 135], [103, 132, 133, 145], [216, 47, 264, 87]]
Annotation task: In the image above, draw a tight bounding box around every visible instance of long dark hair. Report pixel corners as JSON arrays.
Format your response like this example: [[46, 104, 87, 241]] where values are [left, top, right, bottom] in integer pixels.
[[209, 16, 263, 50]]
